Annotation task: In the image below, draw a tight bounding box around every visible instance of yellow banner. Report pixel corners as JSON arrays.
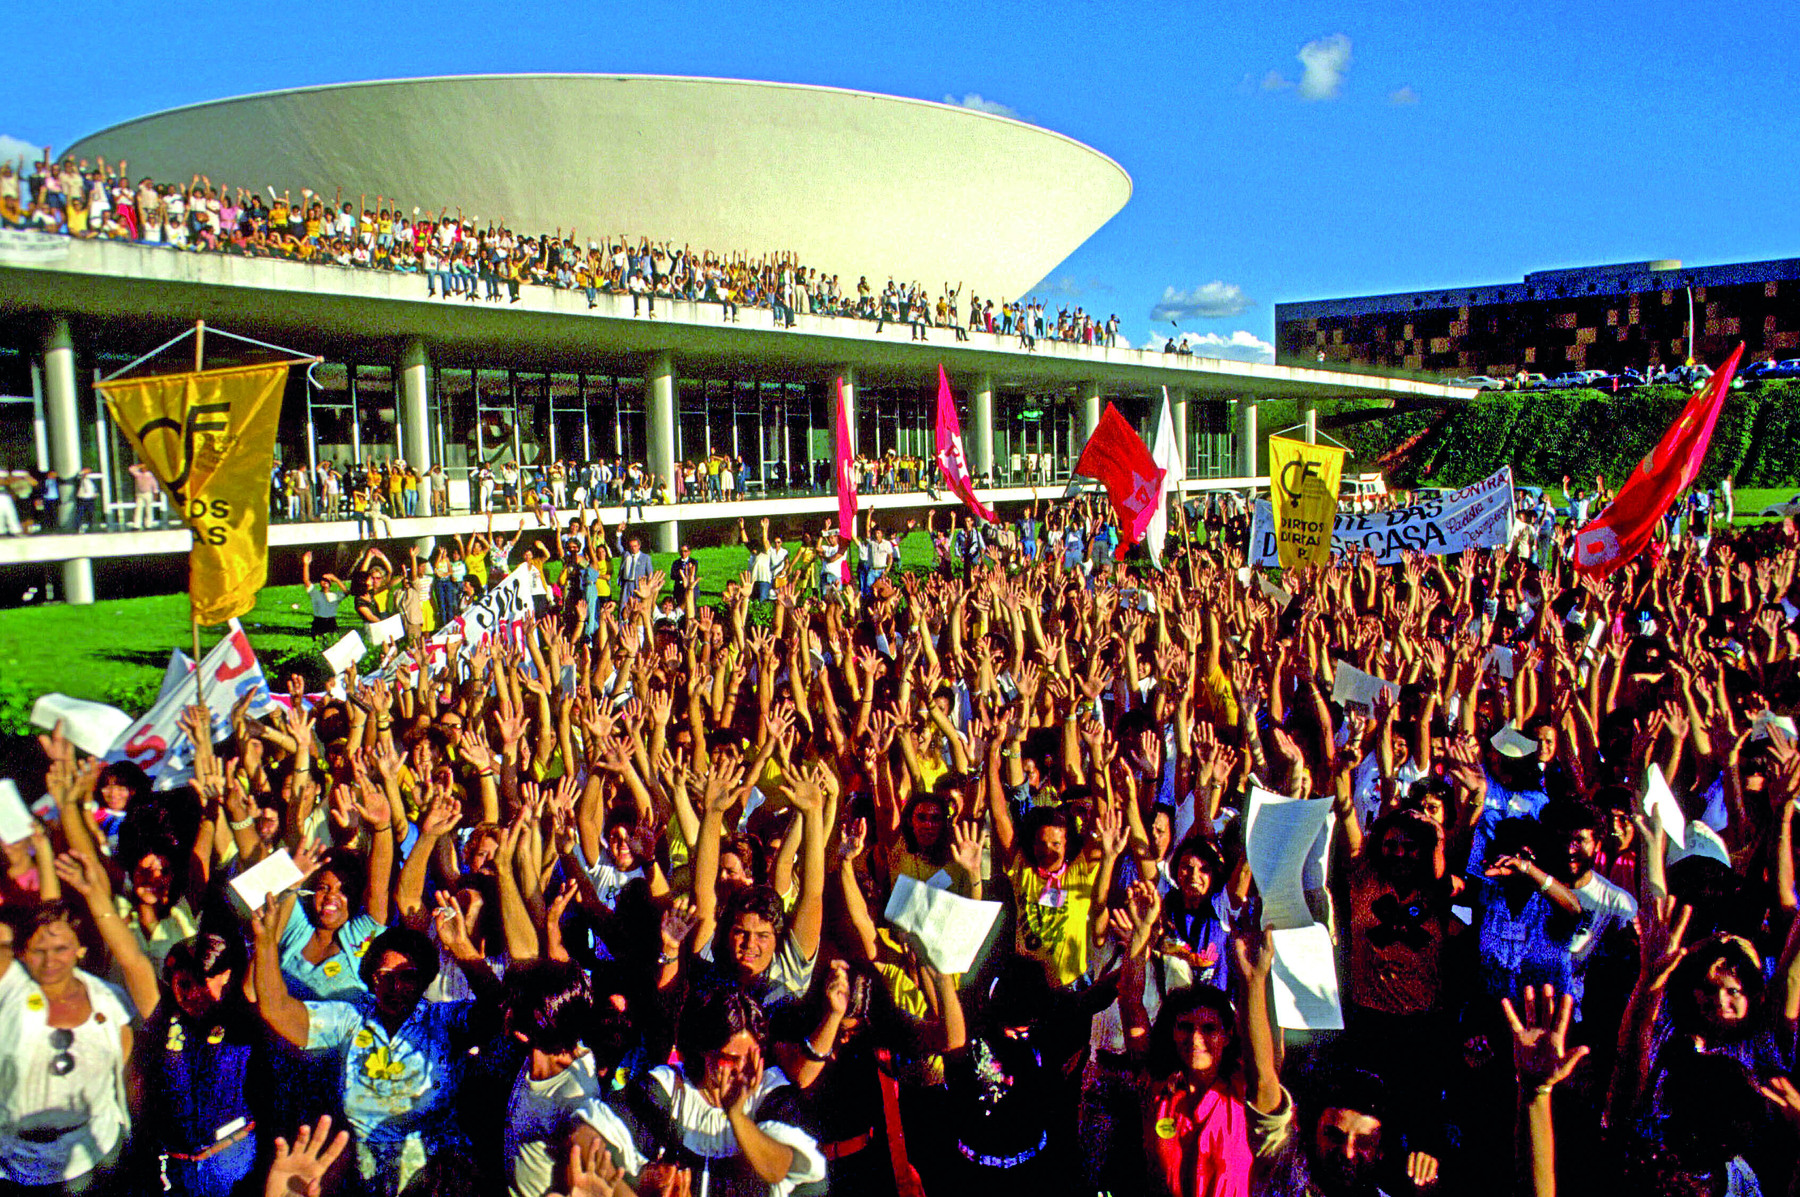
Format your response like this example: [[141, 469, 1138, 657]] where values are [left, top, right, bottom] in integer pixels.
[[1269, 436, 1346, 570], [100, 363, 289, 624]]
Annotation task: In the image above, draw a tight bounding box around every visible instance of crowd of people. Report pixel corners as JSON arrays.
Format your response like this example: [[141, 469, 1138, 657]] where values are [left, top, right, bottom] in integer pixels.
[[6, 476, 1800, 1197], [1, 154, 1123, 350]]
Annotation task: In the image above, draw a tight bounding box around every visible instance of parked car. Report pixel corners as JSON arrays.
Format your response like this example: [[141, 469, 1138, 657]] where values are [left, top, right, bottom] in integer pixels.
[[1651, 364, 1714, 387], [1461, 375, 1506, 391], [1545, 372, 1591, 389], [1512, 373, 1549, 390], [1339, 473, 1388, 512], [1760, 495, 1800, 520]]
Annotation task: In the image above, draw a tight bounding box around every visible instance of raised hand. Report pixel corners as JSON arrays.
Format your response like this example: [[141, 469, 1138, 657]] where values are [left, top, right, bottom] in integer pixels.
[[433, 889, 476, 958], [783, 763, 827, 815], [52, 851, 112, 903], [265, 1114, 351, 1197], [1094, 797, 1127, 859], [1229, 917, 1274, 982], [554, 1136, 628, 1197], [1500, 984, 1589, 1091], [547, 879, 579, 926], [949, 821, 982, 875], [824, 958, 853, 1017], [660, 894, 699, 954], [1635, 894, 1692, 992], [837, 816, 869, 866]]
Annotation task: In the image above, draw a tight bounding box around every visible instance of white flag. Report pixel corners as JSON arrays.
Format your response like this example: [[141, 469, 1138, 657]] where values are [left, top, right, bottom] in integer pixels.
[[1145, 388, 1183, 567]]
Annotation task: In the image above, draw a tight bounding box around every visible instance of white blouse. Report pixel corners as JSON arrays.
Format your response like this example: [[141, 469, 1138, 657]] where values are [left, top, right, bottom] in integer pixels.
[[0, 969, 133, 1185]]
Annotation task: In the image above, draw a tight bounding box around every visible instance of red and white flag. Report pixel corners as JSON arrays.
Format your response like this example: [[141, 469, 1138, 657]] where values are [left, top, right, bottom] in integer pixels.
[[1573, 344, 1744, 577], [933, 366, 994, 522], [1075, 402, 1167, 560], [834, 375, 857, 538]]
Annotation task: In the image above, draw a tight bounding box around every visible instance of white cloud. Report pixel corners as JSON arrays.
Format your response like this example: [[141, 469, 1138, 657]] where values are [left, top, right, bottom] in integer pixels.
[[1260, 70, 1292, 92], [944, 93, 1020, 119], [0, 134, 43, 164], [1144, 329, 1275, 363], [1296, 33, 1353, 100], [1030, 274, 1115, 299], [1150, 281, 1256, 321], [1389, 85, 1419, 105]]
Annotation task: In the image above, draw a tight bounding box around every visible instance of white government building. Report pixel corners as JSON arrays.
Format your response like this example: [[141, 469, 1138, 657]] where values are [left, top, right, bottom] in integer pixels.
[[0, 74, 1470, 603]]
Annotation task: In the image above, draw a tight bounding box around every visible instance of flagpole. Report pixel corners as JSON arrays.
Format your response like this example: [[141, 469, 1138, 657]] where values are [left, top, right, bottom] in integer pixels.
[[192, 320, 205, 711], [1176, 490, 1199, 591]]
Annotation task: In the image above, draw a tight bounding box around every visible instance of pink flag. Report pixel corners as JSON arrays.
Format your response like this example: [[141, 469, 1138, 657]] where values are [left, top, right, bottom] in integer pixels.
[[933, 366, 995, 522], [1574, 343, 1743, 577], [834, 375, 857, 538]]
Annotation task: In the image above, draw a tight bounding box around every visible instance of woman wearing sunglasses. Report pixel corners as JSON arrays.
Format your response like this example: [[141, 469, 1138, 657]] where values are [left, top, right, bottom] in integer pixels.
[[0, 898, 135, 1191]]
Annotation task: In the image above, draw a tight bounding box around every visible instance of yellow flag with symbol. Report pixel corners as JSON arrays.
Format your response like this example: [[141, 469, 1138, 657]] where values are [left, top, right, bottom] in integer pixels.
[[1268, 436, 1346, 571], [100, 363, 288, 624]]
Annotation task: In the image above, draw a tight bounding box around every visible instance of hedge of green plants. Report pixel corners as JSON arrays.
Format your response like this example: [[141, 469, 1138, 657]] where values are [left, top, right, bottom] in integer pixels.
[[1338, 382, 1800, 489]]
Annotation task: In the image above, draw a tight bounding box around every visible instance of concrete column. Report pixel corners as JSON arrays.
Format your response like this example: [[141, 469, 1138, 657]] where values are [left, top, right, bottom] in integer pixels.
[[1239, 400, 1259, 478], [969, 372, 994, 484], [43, 317, 93, 604], [1302, 397, 1318, 445], [1170, 388, 1190, 481], [398, 339, 431, 473], [1081, 380, 1102, 437], [646, 352, 679, 553]]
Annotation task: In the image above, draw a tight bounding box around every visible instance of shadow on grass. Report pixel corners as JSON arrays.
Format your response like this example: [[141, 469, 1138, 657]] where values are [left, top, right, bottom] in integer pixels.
[[97, 649, 184, 669]]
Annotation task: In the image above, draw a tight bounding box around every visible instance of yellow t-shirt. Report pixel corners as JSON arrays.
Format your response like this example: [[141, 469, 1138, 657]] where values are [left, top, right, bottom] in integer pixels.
[[1007, 855, 1102, 987], [887, 843, 977, 899], [1197, 661, 1240, 728]]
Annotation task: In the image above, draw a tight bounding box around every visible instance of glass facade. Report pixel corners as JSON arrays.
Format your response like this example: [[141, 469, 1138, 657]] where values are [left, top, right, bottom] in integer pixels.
[[994, 389, 1083, 486], [8, 322, 1253, 537]]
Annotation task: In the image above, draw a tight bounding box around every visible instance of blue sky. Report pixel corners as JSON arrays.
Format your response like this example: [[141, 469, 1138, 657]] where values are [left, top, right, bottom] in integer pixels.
[[5, 0, 1796, 360]]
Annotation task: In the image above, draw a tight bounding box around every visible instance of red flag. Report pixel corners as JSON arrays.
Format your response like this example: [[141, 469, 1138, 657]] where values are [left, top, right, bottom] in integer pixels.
[[834, 376, 857, 538], [933, 366, 995, 523], [1573, 344, 1743, 577], [1075, 402, 1167, 560]]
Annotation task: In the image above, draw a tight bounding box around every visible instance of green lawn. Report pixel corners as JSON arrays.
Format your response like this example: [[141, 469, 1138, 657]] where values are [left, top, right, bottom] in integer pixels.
[[1413, 482, 1795, 526], [0, 534, 937, 715]]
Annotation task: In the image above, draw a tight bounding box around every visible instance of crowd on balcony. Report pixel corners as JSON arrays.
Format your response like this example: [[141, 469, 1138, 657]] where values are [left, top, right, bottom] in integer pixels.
[[0, 153, 1124, 350], [0, 448, 977, 537]]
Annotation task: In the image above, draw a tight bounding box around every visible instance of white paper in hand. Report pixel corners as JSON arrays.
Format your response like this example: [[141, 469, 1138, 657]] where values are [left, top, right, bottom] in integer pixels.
[[1642, 764, 1687, 851], [1244, 787, 1334, 932], [1667, 820, 1729, 868], [1269, 924, 1344, 1030], [882, 873, 1004, 975], [323, 630, 366, 677], [0, 780, 36, 845], [229, 849, 304, 913], [29, 694, 134, 759], [368, 613, 406, 647], [1256, 573, 1294, 610], [1330, 663, 1397, 716]]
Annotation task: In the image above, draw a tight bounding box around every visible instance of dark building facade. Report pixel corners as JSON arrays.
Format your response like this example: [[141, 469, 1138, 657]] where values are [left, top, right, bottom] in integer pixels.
[[1276, 258, 1800, 377]]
